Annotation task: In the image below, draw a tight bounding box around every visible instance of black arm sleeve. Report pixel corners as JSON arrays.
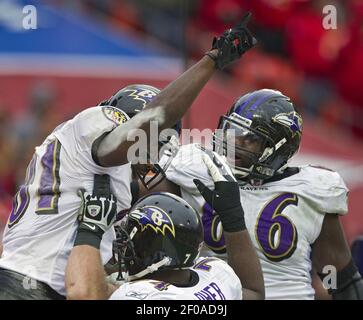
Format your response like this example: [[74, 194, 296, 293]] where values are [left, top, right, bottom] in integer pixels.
[[319, 259, 363, 300]]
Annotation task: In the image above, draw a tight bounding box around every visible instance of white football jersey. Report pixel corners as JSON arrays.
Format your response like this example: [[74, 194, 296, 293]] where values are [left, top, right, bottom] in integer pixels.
[[0, 106, 132, 296], [109, 256, 242, 300], [165, 144, 349, 300]]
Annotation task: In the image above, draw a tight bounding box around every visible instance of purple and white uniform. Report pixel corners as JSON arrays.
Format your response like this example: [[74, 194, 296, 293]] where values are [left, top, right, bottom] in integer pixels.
[[0, 106, 132, 296], [109, 257, 242, 300], [165, 143, 349, 300]]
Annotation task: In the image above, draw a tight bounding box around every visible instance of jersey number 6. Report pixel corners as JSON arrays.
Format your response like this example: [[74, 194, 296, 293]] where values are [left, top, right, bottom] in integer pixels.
[[255, 192, 298, 262]]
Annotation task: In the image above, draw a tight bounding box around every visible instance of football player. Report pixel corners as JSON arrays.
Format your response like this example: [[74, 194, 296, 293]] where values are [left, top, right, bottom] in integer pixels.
[[65, 159, 264, 300], [139, 89, 363, 300], [0, 13, 257, 299]]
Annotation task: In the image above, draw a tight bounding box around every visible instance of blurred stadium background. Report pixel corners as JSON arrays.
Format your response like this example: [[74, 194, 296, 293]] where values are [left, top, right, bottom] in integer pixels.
[[0, 0, 363, 279]]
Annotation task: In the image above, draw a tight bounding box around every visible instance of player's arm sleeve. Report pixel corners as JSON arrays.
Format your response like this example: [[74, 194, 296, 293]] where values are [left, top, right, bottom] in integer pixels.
[[318, 258, 363, 300], [54, 107, 124, 169], [73, 107, 123, 157]]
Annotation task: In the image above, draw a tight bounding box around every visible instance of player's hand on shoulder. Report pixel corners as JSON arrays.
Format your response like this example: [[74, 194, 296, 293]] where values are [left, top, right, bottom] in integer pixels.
[[193, 150, 246, 232]]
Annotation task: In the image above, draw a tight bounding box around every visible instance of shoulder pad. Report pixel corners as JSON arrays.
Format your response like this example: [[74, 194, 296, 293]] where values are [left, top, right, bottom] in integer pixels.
[[165, 144, 218, 194], [301, 166, 349, 215]]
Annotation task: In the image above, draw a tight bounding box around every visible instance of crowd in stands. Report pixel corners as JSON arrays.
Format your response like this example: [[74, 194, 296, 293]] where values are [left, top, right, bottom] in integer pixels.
[[0, 84, 62, 231], [60, 0, 363, 137]]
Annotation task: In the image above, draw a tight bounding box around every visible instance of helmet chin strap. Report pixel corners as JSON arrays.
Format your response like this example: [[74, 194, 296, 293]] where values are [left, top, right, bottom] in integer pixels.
[[125, 256, 172, 281]]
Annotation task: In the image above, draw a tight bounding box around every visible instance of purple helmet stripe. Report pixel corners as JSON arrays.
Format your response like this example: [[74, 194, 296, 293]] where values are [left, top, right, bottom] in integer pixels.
[[234, 92, 257, 115], [245, 92, 277, 119]]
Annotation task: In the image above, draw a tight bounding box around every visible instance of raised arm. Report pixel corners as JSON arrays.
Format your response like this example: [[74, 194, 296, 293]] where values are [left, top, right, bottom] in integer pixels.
[[96, 13, 257, 167], [194, 153, 265, 300]]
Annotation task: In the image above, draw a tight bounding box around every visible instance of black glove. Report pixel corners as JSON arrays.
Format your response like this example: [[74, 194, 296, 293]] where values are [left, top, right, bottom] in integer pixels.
[[194, 152, 246, 232], [74, 174, 117, 249], [206, 12, 257, 70]]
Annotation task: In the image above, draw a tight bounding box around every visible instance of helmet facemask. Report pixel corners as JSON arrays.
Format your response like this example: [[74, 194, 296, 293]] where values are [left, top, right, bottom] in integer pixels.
[[112, 194, 203, 282], [214, 112, 290, 184], [132, 135, 180, 190], [112, 224, 138, 281], [112, 223, 173, 282]]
